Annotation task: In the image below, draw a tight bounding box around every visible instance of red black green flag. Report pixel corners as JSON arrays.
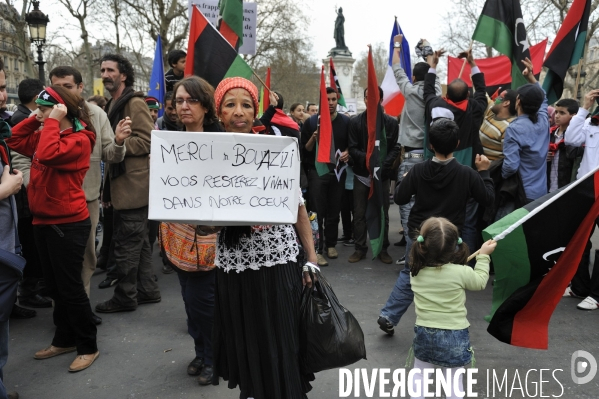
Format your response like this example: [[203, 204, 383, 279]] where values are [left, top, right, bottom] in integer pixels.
[[366, 46, 387, 258], [542, 0, 591, 104], [329, 58, 346, 108], [472, 0, 531, 89], [316, 66, 335, 174], [483, 166, 599, 349], [218, 0, 243, 50], [184, 5, 252, 89]]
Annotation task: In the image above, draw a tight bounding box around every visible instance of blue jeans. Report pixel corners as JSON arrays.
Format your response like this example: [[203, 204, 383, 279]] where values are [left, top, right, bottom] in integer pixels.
[[413, 326, 472, 368], [0, 320, 7, 399], [380, 234, 413, 325], [397, 155, 423, 237]]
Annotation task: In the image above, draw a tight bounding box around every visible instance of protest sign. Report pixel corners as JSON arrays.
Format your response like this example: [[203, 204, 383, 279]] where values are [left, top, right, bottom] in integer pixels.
[[149, 131, 300, 225], [188, 0, 257, 55]]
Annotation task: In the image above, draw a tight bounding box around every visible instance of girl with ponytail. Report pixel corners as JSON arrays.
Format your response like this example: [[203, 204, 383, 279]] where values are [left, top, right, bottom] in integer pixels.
[[407, 217, 496, 399]]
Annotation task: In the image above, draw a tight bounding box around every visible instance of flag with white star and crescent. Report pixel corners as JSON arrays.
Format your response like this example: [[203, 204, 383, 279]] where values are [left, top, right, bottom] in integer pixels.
[[366, 45, 387, 259], [471, 0, 531, 89], [484, 165, 599, 349]]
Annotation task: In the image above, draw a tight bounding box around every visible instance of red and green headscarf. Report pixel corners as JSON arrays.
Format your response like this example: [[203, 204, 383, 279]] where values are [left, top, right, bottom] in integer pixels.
[[36, 87, 85, 132]]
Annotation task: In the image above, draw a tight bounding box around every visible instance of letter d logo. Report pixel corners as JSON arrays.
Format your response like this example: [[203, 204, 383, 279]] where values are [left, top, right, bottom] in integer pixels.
[[571, 350, 597, 385]]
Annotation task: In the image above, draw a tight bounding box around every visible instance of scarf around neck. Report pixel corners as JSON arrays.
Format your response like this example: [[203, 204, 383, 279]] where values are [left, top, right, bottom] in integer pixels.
[[444, 97, 469, 112]]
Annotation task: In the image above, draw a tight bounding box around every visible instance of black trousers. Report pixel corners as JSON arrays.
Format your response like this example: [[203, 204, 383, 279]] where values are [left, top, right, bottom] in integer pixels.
[[34, 219, 98, 355], [340, 189, 353, 239], [307, 169, 345, 251], [352, 177, 391, 253], [176, 269, 215, 365], [571, 221, 599, 300]]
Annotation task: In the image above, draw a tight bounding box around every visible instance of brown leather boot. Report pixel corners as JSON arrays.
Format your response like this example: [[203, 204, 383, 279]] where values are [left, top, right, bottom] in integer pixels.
[[378, 250, 393, 264], [348, 251, 365, 263]]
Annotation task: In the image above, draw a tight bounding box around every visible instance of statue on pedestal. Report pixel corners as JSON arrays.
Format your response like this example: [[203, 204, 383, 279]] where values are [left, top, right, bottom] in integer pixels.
[[334, 8, 347, 50]]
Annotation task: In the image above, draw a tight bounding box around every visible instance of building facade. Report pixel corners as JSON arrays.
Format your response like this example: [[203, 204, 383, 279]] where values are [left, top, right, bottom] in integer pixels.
[[0, 2, 33, 104]]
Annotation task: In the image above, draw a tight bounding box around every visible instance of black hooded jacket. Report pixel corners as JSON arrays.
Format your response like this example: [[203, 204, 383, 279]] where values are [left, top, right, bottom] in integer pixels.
[[395, 158, 494, 235], [348, 108, 400, 180]]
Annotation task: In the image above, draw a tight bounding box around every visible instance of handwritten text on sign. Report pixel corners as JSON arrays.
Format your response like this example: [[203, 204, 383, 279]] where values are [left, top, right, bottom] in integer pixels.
[[149, 131, 300, 225]]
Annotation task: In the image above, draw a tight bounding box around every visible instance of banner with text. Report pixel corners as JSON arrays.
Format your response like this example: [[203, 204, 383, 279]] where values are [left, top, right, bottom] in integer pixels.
[[149, 131, 300, 225], [188, 0, 257, 55]]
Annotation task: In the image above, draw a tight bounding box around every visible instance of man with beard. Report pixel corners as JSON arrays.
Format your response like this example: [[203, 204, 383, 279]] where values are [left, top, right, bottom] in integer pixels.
[[49, 65, 131, 325], [95, 54, 161, 313]]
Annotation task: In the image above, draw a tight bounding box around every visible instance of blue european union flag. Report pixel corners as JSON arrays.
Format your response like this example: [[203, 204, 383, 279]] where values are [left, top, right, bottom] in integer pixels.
[[148, 35, 165, 117], [388, 19, 412, 82]]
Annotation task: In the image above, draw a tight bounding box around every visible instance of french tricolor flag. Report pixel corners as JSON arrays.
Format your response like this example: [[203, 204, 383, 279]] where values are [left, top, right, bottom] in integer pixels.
[[381, 19, 411, 117]]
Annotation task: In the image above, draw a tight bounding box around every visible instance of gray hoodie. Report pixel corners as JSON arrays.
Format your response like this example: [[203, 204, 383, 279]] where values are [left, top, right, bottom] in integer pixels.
[[392, 63, 442, 148]]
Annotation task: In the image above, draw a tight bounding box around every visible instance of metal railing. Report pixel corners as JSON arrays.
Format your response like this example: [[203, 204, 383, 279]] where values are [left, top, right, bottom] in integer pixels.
[[0, 24, 17, 35], [0, 41, 18, 53]]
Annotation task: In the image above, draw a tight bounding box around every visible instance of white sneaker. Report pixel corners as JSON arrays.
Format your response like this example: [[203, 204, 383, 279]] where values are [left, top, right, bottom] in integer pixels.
[[577, 296, 599, 311], [396, 256, 405, 265], [563, 286, 584, 299]]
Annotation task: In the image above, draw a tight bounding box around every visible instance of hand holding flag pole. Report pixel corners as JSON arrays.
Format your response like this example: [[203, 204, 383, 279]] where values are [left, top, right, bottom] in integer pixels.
[[252, 70, 271, 93], [458, 40, 474, 79]]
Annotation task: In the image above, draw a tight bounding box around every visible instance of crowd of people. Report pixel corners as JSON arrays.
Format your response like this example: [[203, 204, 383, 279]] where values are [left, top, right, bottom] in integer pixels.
[[0, 35, 598, 399]]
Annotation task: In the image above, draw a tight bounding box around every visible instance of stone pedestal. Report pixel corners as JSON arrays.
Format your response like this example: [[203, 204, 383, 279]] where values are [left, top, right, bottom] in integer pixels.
[[324, 48, 356, 112]]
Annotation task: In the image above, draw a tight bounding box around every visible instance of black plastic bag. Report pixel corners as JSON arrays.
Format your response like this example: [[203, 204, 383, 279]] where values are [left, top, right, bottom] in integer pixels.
[[299, 271, 366, 374]]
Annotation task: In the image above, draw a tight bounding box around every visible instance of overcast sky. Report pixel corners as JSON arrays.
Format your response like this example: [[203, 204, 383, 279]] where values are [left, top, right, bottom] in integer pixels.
[[14, 0, 456, 64], [304, 0, 454, 62]]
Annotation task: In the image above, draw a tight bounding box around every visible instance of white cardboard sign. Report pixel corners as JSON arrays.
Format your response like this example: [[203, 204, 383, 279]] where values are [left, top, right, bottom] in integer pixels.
[[149, 130, 300, 225], [188, 0, 257, 55]]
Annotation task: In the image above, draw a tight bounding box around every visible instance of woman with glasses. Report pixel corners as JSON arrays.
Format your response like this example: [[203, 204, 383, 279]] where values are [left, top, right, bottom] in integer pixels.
[[158, 76, 222, 385]]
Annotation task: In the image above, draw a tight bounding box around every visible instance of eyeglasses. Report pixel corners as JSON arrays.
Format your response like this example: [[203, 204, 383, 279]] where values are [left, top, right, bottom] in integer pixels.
[[175, 98, 201, 105]]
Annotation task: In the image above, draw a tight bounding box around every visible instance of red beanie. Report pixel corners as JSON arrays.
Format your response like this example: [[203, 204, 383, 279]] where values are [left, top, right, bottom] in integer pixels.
[[214, 77, 259, 117]]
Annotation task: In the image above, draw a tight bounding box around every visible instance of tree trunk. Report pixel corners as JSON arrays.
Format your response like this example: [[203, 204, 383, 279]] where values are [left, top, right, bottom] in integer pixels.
[[79, 19, 95, 97]]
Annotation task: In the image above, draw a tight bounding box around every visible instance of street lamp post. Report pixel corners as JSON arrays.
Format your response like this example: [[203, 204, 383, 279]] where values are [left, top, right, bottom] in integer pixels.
[[25, 1, 49, 83]]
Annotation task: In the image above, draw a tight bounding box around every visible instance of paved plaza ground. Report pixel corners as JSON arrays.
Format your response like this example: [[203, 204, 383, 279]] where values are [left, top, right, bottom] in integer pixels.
[[4, 211, 599, 398]]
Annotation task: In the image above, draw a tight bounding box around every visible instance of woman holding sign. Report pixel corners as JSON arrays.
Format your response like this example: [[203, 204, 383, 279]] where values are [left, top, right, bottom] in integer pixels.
[[196, 77, 319, 399], [158, 76, 223, 385]]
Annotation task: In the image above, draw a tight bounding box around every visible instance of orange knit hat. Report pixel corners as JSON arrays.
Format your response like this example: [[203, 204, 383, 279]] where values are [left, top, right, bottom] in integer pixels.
[[214, 77, 259, 117]]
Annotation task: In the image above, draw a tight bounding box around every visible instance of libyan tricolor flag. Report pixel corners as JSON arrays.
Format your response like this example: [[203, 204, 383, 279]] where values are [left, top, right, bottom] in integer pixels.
[[316, 65, 335, 175], [472, 0, 531, 89], [218, 0, 243, 50], [365, 46, 387, 259], [329, 58, 346, 108], [483, 166, 599, 349], [542, 0, 591, 104], [184, 4, 252, 89]]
